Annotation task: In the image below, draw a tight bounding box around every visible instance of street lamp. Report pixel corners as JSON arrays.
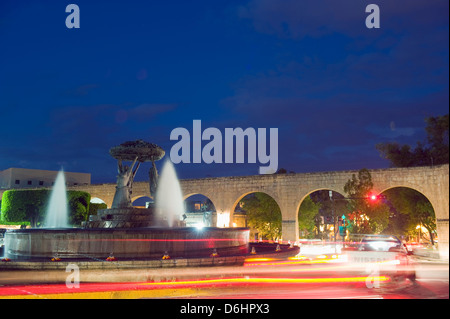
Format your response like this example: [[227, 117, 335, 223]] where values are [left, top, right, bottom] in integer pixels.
[[329, 191, 339, 253]]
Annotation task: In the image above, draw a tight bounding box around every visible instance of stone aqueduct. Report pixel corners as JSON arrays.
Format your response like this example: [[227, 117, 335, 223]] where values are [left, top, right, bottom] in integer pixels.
[[64, 164, 449, 258], [0, 165, 448, 258]]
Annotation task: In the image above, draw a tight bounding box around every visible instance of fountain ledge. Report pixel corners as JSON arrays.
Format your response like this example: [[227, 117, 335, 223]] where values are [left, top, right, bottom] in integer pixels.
[[0, 244, 299, 270], [0, 255, 247, 270]]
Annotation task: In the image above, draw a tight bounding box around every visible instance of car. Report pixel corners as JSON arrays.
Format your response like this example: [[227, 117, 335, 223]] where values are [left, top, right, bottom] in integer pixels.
[[343, 235, 416, 283], [359, 235, 406, 251]]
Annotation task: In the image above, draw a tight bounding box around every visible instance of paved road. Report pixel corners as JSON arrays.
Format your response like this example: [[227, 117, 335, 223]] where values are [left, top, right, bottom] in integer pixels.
[[0, 256, 447, 299], [178, 258, 449, 299]]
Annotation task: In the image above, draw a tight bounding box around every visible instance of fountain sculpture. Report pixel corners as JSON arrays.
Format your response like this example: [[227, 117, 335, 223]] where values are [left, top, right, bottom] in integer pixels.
[[84, 140, 184, 228], [4, 140, 249, 261]]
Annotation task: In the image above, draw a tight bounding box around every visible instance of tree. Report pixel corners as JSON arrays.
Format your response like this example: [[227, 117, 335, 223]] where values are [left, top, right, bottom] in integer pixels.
[[1, 189, 48, 227], [375, 142, 429, 167], [425, 114, 449, 165], [378, 190, 410, 238], [415, 200, 436, 245], [344, 169, 390, 234], [241, 193, 282, 240], [276, 168, 295, 174], [89, 202, 107, 216], [384, 188, 436, 245], [275, 168, 288, 174], [1, 189, 90, 227], [344, 169, 373, 199], [307, 190, 347, 239], [298, 195, 321, 238], [67, 191, 91, 226], [376, 114, 449, 167]]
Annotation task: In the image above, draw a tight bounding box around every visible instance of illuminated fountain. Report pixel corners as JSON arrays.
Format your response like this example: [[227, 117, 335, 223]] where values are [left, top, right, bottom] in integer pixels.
[[155, 159, 185, 227], [4, 140, 249, 261], [43, 169, 69, 228]]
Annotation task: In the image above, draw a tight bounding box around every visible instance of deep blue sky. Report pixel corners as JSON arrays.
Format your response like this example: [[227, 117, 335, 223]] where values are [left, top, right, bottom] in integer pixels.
[[0, 0, 448, 183]]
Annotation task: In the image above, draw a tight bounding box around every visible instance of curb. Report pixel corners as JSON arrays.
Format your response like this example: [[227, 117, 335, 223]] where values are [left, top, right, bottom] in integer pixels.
[[0, 244, 300, 271]]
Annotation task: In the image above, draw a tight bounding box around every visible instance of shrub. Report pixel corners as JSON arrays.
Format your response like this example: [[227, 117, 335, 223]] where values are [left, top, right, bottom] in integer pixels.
[[89, 202, 107, 216], [1, 189, 91, 227]]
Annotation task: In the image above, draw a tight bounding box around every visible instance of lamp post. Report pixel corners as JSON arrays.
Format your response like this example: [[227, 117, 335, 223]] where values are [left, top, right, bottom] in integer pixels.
[[329, 191, 337, 253]]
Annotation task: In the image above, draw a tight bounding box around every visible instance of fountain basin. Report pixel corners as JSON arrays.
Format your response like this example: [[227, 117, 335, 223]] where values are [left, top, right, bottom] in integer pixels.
[[4, 227, 249, 260]]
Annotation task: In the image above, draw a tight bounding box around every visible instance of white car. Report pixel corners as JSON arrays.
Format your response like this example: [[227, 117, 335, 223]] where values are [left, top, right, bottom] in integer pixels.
[[344, 235, 416, 283]]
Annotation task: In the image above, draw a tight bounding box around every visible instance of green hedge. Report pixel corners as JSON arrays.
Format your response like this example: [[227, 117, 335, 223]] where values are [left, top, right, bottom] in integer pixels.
[[88, 202, 107, 216], [1, 189, 91, 227], [67, 191, 91, 226]]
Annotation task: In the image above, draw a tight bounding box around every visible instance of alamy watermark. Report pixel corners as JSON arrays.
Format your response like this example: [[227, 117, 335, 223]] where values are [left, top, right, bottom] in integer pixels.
[[169, 120, 278, 174], [64, 3, 379, 30], [64, 3, 380, 30], [65, 4, 80, 29], [365, 263, 381, 289], [65, 263, 80, 288], [365, 4, 380, 29]]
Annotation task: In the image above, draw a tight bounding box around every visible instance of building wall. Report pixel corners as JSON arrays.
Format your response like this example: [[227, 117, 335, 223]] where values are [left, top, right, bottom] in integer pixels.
[[0, 169, 12, 189], [0, 168, 91, 189]]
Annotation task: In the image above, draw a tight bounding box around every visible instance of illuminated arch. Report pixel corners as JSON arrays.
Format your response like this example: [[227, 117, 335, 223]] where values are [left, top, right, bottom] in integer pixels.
[[90, 197, 106, 204], [231, 191, 282, 239], [132, 196, 153, 207], [296, 188, 346, 240]]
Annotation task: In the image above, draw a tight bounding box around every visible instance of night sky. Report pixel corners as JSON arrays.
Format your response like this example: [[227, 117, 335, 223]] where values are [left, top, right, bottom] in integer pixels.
[[0, 0, 448, 184]]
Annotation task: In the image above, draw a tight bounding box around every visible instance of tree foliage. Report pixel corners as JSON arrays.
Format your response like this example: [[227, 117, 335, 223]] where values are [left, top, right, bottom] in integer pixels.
[[344, 169, 374, 199], [384, 188, 436, 244], [344, 169, 390, 234], [1, 189, 91, 227], [0, 189, 48, 227], [343, 170, 436, 241], [88, 202, 107, 216], [67, 191, 91, 226], [241, 192, 282, 240], [297, 195, 321, 238], [425, 114, 449, 164], [374, 114, 444, 241], [376, 114, 449, 167]]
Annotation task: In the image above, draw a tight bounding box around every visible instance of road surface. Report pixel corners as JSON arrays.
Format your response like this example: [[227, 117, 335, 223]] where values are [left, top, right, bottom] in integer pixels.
[[0, 255, 447, 299]]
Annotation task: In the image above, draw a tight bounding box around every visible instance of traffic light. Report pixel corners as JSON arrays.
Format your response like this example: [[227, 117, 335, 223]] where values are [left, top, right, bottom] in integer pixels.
[[339, 215, 346, 237], [368, 193, 380, 202]]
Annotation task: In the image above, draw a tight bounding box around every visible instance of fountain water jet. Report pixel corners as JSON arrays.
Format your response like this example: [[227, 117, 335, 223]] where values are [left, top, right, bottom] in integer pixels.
[[43, 169, 69, 228], [155, 159, 184, 227]]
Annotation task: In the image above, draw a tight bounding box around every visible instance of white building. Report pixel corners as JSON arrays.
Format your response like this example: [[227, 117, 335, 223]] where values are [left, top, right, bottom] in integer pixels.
[[0, 167, 91, 189]]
